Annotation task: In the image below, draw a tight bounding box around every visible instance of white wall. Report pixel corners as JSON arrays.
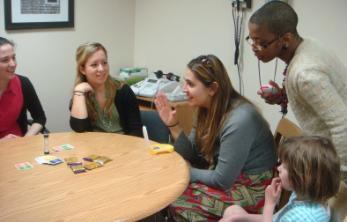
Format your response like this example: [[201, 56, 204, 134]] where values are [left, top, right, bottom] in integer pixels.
[[134, 0, 347, 131], [1, 0, 346, 132], [0, 0, 135, 132]]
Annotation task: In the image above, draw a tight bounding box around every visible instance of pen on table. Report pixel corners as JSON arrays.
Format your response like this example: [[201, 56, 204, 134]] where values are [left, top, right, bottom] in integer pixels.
[[142, 126, 150, 146]]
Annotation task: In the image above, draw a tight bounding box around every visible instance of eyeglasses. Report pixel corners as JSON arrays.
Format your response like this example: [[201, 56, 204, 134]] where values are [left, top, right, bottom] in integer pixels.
[[245, 35, 279, 51], [154, 70, 180, 82]]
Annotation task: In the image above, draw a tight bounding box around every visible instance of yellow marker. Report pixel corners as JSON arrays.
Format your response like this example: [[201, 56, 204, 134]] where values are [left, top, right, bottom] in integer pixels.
[[149, 144, 174, 155]]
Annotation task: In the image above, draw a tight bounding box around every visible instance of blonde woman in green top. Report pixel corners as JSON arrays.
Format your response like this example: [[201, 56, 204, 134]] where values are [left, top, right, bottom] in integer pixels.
[[70, 42, 142, 136]]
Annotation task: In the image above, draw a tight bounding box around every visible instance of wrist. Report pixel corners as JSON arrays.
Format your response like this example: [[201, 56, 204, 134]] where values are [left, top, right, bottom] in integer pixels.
[[74, 89, 85, 93], [73, 90, 85, 96], [264, 202, 276, 211]]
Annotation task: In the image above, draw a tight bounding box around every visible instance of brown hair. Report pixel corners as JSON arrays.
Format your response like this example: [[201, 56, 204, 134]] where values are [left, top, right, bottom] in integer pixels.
[[0, 37, 15, 47], [74, 42, 121, 122], [187, 54, 252, 163], [278, 136, 340, 203]]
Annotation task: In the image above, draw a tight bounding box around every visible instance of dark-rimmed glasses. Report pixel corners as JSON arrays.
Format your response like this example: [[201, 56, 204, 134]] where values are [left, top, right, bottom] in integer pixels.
[[245, 35, 279, 51]]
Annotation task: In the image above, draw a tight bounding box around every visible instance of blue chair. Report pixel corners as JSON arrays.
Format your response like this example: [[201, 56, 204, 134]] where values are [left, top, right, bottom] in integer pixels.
[[140, 110, 170, 143]]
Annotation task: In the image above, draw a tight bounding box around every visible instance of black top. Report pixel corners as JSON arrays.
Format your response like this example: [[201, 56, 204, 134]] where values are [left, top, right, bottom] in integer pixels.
[[70, 84, 142, 137], [18, 75, 47, 135]]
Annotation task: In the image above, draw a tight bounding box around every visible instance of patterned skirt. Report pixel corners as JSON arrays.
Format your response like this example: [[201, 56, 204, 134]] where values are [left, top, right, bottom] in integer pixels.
[[169, 170, 273, 222]]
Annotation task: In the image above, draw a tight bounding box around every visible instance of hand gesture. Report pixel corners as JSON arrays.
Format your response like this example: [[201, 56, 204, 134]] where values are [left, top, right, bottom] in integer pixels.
[[154, 91, 178, 127], [257, 81, 283, 105], [265, 177, 282, 207], [74, 82, 94, 94], [1, 134, 19, 140]]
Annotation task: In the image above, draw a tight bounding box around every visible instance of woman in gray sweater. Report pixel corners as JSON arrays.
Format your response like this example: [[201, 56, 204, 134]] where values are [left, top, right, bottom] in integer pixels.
[[155, 54, 276, 221]]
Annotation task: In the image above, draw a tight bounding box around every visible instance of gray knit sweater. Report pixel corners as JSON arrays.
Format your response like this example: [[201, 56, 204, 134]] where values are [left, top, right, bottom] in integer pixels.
[[174, 103, 276, 190]]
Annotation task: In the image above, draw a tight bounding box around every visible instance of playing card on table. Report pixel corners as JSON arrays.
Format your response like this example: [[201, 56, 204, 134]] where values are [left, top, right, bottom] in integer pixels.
[[35, 155, 64, 165], [15, 162, 33, 171], [52, 144, 74, 152]]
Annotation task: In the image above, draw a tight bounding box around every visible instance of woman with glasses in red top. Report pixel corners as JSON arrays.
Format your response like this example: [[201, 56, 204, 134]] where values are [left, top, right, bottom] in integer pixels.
[[155, 54, 276, 221], [0, 37, 46, 140]]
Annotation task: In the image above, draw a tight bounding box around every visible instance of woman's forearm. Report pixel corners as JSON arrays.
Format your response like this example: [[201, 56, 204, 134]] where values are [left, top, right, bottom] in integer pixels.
[[70, 94, 88, 118], [25, 123, 43, 136]]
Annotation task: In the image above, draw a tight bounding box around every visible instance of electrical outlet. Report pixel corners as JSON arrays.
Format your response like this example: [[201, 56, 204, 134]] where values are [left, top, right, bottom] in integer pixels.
[[231, 0, 252, 9]]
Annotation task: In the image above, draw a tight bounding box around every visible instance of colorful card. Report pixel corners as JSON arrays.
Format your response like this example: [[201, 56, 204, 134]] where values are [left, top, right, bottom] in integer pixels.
[[35, 155, 64, 165], [83, 161, 102, 170], [94, 156, 112, 166], [52, 144, 75, 152], [70, 164, 86, 174], [15, 162, 33, 171], [64, 157, 82, 166], [83, 154, 100, 162]]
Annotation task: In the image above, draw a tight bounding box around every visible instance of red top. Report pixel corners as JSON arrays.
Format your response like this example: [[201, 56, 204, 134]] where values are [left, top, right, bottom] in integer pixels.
[[0, 75, 24, 138]]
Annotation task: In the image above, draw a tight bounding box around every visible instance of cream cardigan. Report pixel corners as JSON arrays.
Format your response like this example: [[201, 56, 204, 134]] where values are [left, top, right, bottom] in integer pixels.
[[286, 39, 347, 171]]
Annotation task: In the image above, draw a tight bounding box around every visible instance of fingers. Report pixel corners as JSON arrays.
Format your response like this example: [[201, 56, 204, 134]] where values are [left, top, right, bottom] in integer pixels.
[[75, 82, 93, 93], [272, 177, 281, 183], [270, 177, 280, 190], [268, 80, 280, 89], [271, 177, 282, 196], [2, 134, 19, 140], [155, 91, 169, 109]]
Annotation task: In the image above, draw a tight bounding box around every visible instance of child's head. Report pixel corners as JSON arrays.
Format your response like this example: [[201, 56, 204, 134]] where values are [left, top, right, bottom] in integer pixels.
[[278, 136, 340, 203]]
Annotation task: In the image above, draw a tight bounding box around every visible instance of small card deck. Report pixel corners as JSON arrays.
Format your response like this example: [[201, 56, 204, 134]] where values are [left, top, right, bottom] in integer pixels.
[[83, 161, 102, 170], [64, 157, 86, 174], [64, 157, 82, 166], [15, 162, 33, 171], [70, 164, 86, 174], [52, 144, 74, 152], [35, 155, 64, 165]]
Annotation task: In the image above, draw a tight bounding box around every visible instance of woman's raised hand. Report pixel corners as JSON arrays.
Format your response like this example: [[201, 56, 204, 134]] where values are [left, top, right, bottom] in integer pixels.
[[154, 91, 178, 127]]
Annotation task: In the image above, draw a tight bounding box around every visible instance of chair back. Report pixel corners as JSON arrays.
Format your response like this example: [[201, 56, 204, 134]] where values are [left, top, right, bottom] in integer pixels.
[[274, 117, 303, 211], [328, 181, 347, 222], [274, 117, 302, 150], [140, 110, 170, 143]]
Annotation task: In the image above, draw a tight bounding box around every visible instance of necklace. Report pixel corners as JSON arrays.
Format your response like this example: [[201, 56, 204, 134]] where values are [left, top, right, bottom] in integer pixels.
[[257, 58, 278, 87], [257, 59, 288, 116], [280, 65, 289, 116]]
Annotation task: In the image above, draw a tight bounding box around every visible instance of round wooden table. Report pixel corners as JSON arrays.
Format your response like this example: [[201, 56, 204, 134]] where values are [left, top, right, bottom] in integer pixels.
[[0, 132, 189, 221]]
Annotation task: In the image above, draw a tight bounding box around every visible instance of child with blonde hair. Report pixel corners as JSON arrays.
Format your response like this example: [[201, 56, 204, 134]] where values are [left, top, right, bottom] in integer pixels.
[[220, 136, 341, 222]]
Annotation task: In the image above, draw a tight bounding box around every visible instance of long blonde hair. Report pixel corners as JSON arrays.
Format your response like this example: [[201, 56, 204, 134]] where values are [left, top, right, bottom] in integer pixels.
[[74, 42, 121, 122], [188, 55, 250, 163]]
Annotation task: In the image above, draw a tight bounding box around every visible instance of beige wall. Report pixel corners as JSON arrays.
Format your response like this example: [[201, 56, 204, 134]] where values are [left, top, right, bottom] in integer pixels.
[[0, 0, 135, 132], [1, 0, 346, 132], [134, 0, 347, 131]]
